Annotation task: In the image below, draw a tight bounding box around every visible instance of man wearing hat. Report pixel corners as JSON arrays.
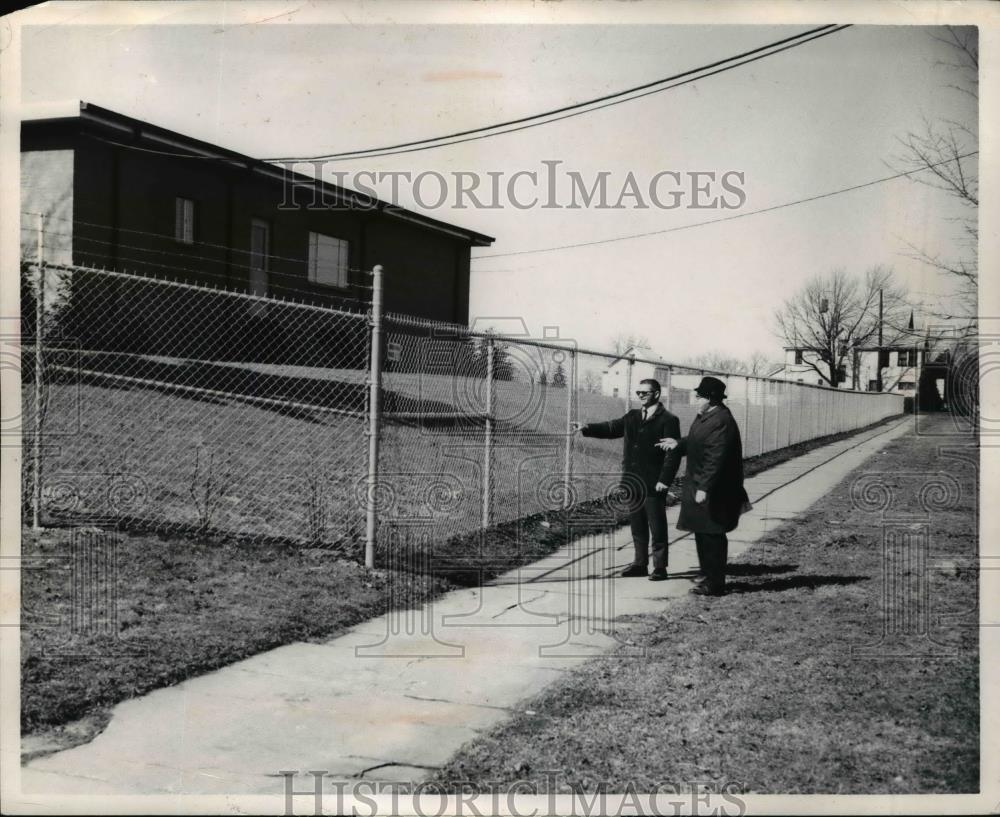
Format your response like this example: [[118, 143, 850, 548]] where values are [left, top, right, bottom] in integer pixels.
[[571, 379, 681, 580], [658, 376, 752, 596]]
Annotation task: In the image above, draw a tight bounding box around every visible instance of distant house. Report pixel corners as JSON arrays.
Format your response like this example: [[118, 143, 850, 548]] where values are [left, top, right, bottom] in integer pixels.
[[772, 338, 925, 394], [770, 347, 843, 387], [599, 346, 703, 405], [600, 345, 667, 400], [20, 101, 494, 325], [855, 346, 924, 394]]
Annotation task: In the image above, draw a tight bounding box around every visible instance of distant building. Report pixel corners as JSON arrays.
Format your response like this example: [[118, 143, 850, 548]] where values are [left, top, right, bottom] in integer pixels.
[[855, 346, 923, 393], [600, 346, 703, 404], [600, 346, 666, 400], [772, 336, 927, 394], [771, 347, 847, 387]]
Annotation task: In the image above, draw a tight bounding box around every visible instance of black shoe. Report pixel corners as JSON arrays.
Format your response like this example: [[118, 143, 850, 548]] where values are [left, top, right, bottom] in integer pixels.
[[690, 583, 725, 596], [621, 564, 648, 578], [648, 568, 668, 581]]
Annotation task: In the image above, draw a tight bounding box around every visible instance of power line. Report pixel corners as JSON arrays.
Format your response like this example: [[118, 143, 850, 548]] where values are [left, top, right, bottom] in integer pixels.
[[65, 26, 850, 166], [264, 25, 850, 163], [475, 150, 980, 260]]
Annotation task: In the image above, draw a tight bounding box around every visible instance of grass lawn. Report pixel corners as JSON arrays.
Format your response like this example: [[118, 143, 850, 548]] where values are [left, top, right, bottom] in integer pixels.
[[25, 360, 898, 554], [435, 415, 979, 793], [20, 376, 904, 758], [20, 528, 451, 754], [25, 379, 628, 551]]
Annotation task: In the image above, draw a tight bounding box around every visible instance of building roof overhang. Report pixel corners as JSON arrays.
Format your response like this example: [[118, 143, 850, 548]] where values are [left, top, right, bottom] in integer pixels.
[[20, 101, 496, 247]]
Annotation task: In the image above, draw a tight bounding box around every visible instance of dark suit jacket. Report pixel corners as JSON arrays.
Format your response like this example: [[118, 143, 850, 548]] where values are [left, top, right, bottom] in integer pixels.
[[581, 403, 681, 493]]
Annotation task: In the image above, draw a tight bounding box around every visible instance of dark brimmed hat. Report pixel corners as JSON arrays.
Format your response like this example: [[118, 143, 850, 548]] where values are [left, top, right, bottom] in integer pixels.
[[695, 376, 727, 399]]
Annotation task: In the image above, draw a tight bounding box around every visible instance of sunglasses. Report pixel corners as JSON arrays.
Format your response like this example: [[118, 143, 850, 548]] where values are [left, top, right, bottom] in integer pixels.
[[635, 390, 656, 397]]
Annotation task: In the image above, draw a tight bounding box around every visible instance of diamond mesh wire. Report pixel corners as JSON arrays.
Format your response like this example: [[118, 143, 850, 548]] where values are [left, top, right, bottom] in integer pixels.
[[23, 263, 370, 553], [22, 261, 907, 562]]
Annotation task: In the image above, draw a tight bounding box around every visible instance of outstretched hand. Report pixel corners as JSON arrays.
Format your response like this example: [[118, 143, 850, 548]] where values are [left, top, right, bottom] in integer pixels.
[[570, 421, 586, 434], [656, 437, 679, 451]]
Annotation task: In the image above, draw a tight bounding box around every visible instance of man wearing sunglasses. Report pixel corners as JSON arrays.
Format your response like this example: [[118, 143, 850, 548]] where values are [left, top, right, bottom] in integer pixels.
[[571, 379, 681, 580]]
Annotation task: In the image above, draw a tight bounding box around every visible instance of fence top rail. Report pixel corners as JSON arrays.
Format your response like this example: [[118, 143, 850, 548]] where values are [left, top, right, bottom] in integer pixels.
[[383, 311, 906, 398], [28, 261, 904, 401], [32, 261, 372, 321]]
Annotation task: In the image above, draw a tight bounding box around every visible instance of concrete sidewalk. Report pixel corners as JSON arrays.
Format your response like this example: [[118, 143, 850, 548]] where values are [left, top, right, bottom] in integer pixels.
[[20, 418, 912, 795]]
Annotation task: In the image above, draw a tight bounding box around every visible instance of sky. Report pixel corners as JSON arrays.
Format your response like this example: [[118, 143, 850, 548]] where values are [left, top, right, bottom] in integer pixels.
[[17, 9, 978, 364]]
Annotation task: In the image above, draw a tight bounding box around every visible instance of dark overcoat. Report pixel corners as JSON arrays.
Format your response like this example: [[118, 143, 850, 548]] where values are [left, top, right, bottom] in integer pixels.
[[581, 403, 681, 494], [661, 403, 752, 534]]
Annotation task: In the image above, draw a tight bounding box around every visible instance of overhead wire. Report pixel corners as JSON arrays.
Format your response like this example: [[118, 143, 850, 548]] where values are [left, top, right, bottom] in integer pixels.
[[474, 150, 980, 259], [55, 26, 851, 166], [263, 25, 850, 162]]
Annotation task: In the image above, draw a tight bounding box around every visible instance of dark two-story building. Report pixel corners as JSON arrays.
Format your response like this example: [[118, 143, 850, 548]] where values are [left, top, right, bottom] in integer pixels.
[[21, 101, 494, 325]]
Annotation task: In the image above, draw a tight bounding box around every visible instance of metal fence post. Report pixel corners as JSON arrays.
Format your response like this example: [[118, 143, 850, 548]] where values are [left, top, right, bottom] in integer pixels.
[[792, 383, 800, 446], [758, 378, 767, 455], [562, 348, 576, 509], [625, 353, 635, 411], [32, 213, 44, 531], [743, 376, 751, 455], [365, 264, 384, 569], [483, 333, 494, 528], [782, 383, 789, 448], [664, 366, 673, 411]]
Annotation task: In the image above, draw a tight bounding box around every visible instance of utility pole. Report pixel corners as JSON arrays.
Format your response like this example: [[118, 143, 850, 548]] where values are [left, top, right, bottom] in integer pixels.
[[875, 287, 884, 393]]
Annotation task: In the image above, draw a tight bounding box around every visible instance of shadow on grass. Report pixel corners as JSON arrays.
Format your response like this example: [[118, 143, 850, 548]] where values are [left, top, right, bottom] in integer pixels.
[[724, 574, 867, 594], [69, 351, 462, 419], [725, 562, 798, 577]]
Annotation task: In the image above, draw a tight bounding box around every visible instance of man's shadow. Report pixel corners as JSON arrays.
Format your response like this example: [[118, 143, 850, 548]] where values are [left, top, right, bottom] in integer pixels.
[[726, 562, 797, 577], [721, 562, 868, 593]]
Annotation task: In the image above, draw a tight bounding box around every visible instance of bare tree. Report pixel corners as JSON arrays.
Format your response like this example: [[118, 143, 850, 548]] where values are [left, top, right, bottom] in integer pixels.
[[684, 351, 751, 375], [684, 350, 782, 377], [892, 26, 978, 321], [747, 351, 782, 377], [581, 368, 603, 393], [774, 267, 911, 387], [608, 332, 651, 357]]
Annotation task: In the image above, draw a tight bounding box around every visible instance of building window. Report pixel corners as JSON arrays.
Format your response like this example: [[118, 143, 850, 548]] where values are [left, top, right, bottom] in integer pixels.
[[794, 350, 803, 365], [897, 381, 915, 391], [249, 218, 270, 300], [868, 380, 878, 391], [307, 232, 350, 289], [878, 350, 890, 369], [899, 349, 918, 367], [175, 197, 194, 244]]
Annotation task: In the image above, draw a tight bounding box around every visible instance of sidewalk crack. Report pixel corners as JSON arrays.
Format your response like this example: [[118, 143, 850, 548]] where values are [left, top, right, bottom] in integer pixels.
[[491, 590, 549, 619], [402, 693, 514, 713], [352, 760, 442, 778]]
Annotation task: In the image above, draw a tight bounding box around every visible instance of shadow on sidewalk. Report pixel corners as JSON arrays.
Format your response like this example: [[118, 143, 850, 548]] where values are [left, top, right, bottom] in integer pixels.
[[724, 574, 867, 594]]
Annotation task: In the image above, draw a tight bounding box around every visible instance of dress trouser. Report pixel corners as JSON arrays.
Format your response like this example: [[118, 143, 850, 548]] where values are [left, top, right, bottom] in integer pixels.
[[629, 493, 669, 570], [694, 532, 728, 589]]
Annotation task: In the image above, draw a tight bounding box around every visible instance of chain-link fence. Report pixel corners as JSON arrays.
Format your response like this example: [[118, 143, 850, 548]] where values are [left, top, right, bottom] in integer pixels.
[[20, 258, 905, 562], [20, 261, 371, 553], [371, 331, 905, 560]]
